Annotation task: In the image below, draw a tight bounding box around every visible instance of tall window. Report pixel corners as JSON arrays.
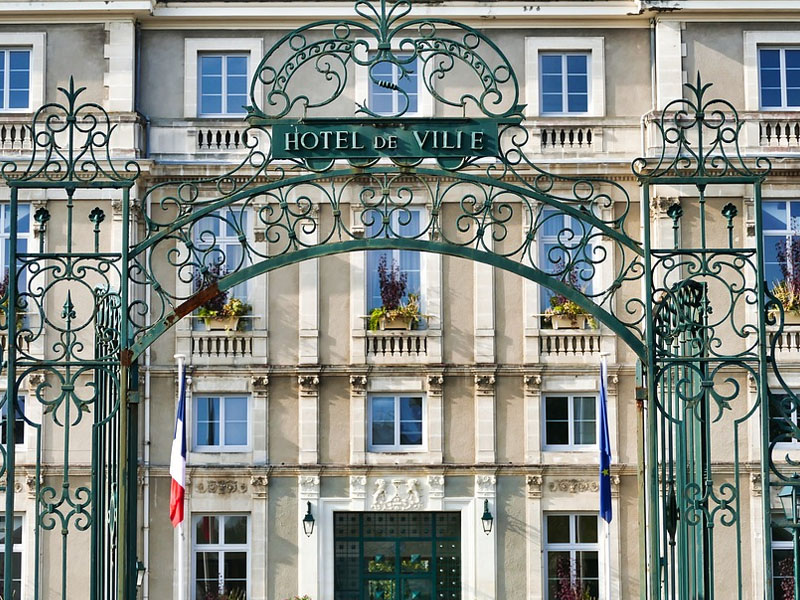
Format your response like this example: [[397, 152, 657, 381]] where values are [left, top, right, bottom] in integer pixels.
[[0, 204, 31, 292], [193, 515, 248, 600], [369, 56, 419, 116], [770, 390, 800, 447], [772, 522, 796, 600], [194, 209, 249, 299], [544, 514, 599, 600], [540, 53, 589, 115], [366, 209, 422, 313], [198, 54, 248, 116], [763, 201, 800, 288], [759, 48, 800, 110], [368, 394, 424, 451], [539, 207, 594, 317], [194, 395, 249, 451], [0, 395, 24, 445], [0, 49, 31, 111], [544, 394, 597, 449], [0, 515, 22, 600]]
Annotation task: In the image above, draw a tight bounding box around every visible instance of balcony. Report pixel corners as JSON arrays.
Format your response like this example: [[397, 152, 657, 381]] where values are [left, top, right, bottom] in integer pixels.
[[539, 329, 601, 358], [176, 320, 268, 367], [149, 119, 267, 162], [771, 325, 800, 361]]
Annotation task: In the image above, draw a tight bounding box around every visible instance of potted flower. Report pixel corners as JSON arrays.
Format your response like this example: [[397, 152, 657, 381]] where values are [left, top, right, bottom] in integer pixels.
[[554, 557, 597, 600], [368, 256, 424, 331], [544, 268, 597, 330], [773, 238, 800, 324], [195, 265, 252, 331]]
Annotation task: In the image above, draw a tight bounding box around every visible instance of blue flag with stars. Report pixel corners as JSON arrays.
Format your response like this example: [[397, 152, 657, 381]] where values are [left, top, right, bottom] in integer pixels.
[[599, 357, 612, 523]]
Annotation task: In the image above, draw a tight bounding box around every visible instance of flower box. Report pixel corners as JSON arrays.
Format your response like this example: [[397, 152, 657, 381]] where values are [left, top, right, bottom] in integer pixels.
[[380, 314, 414, 330], [203, 316, 241, 331], [550, 314, 588, 330]]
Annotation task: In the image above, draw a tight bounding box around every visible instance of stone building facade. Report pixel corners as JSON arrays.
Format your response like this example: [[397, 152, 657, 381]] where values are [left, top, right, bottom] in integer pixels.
[[0, 1, 798, 599]]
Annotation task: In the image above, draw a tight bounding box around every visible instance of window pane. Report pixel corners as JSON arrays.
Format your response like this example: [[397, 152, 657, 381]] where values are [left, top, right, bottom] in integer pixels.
[[227, 56, 247, 75], [566, 54, 587, 75], [224, 516, 248, 544], [541, 55, 562, 75], [567, 92, 588, 113], [372, 397, 395, 422], [9, 50, 29, 71], [8, 90, 28, 109], [200, 55, 222, 75], [575, 396, 597, 419], [577, 515, 598, 543], [224, 550, 247, 579], [761, 49, 781, 69], [399, 421, 423, 445], [762, 87, 782, 108], [546, 515, 570, 543], [372, 422, 394, 446], [542, 94, 563, 114], [761, 67, 782, 88], [200, 93, 222, 115], [224, 420, 247, 446], [196, 397, 220, 446], [400, 397, 422, 421], [541, 73, 562, 94], [195, 551, 220, 597], [195, 516, 219, 544], [764, 202, 788, 230], [0, 54, 4, 110]]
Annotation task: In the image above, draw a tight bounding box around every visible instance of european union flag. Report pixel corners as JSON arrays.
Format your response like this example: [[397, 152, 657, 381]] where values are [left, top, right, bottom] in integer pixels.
[[599, 357, 612, 523]]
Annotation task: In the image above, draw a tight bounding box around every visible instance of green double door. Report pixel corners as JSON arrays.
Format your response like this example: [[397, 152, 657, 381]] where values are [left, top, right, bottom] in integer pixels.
[[334, 511, 461, 600]]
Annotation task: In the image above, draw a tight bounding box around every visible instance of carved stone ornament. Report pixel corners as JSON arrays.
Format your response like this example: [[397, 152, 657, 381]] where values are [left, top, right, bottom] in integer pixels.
[[427, 475, 445, 498], [750, 472, 762, 497], [527, 474, 543, 499], [427, 374, 444, 393], [474, 374, 496, 394], [475, 474, 496, 497], [549, 479, 599, 494], [298, 375, 320, 394], [524, 374, 542, 392], [350, 475, 367, 499], [196, 480, 248, 495], [650, 196, 680, 217], [350, 375, 367, 392], [299, 475, 320, 499], [27, 372, 46, 388], [371, 478, 425, 511], [251, 375, 269, 391], [0, 476, 23, 494]]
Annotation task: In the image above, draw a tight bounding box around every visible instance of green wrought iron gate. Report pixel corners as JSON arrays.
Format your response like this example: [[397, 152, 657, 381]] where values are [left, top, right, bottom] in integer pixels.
[[0, 1, 797, 599]]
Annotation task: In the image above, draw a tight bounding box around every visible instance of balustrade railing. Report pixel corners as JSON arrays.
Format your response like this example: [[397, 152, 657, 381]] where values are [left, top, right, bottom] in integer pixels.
[[539, 329, 600, 357], [191, 330, 253, 358], [366, 331, 428, 360], [0, 121, 33, 152], [540, 126, 596, 150], [759, 118, 800, 148], [196, 127, 251, 151]]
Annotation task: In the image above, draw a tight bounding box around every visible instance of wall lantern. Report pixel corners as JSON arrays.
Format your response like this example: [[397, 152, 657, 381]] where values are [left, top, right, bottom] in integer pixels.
[[135, 560, 146, 588], [481, 499, 493, 535], [778, 479, 799, 523], [302, 501, 316, 537]]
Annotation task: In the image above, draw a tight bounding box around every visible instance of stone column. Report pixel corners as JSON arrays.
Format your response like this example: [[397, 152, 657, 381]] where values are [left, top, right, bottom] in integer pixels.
[[349, 374, 368, 464], [526, 473, 543, 600], [297, 475, 320, 598], [524, 373, 543, 463], [427, 373, 444, 464], [251, 375, 269, 465], [474, 474, 497, 600], [298, 373, 320, 464], [474, 372, 496, 464]]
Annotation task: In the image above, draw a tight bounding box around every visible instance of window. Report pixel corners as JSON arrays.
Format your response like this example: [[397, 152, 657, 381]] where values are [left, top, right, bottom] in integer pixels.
[[544, 514, 599, 600], [368, 395, 424, 451], [368, 55, 419, 116], [0, 515, 22, 600], [539, 207, 595, 319], [193, 514, 248, 600], [195, 209, 249, 298], [772, 521, 797, 600], [0, 204, 31, 292], [540, 53, 589, 115], [759, 48, 800, 110], [0, 49, 31, 111], [366, 209, 422, 313], [198, 54, 248, 116], [543, 394, 597, 448], [0, 395, 24, 445], [194, 396, 249, 451], [334, 512, 461, 600], [525, 37, 604, 117], [770, 390, 800, 447], [763, 201, 800, 289]]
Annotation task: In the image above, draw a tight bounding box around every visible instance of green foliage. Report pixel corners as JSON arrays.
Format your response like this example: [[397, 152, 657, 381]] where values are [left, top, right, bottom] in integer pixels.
[[368, 293, 424, 330], [772, 279, 800, 316]]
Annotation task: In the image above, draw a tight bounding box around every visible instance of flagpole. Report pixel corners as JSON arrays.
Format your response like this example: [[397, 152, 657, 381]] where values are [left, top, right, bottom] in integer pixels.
[[599, 354, 612, 600], [175, 354, 186, 600]]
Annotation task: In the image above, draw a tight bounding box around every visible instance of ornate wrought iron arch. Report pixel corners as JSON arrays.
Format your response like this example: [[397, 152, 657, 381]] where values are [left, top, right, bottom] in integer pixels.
[[0, 3, 797, 600]]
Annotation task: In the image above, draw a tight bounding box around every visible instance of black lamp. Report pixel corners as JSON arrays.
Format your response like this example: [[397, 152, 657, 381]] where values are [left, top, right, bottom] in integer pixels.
[[481, 499, 493, 535], [778, 480, 799, 523], [302, 501, 315, 537]]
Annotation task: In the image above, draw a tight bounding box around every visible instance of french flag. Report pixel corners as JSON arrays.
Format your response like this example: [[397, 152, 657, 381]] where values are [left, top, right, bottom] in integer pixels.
[[169, 360, 187, 527]]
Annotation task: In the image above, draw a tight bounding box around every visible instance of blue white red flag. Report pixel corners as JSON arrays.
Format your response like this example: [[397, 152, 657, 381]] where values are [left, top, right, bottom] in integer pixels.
[[599, 357, 613, 523], [169, 361, 186, 527]]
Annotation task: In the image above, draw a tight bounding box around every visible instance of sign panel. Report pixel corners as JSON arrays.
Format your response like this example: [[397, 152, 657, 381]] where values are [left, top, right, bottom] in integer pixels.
[[272, 119, 501, 160]]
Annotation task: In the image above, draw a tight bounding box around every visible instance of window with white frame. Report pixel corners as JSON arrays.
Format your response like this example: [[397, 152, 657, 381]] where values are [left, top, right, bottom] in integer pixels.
[[194, 395, 249, 451], [368, 394, 425, 451], [198, 54, 248, 117], [763, 201, 800, 290], [539, 207, 595, 322], [540, 53, 589, 115], [543, 394, 597, 449], [772, 521, 797, 600], [0, 395, 25, 445], [368, 54, 419, 116], [0, 204, 31, 292], [193, 209, 250, 327], [0, 48, 31, 111], [0, 515, 22, 600], [525, 37, 604, 118], [366, 208, 423, 314], [759, 48, 800, 110], [193, 514, 248, 600], [544, 513, 600, 600]]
